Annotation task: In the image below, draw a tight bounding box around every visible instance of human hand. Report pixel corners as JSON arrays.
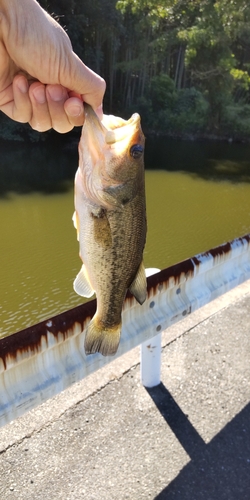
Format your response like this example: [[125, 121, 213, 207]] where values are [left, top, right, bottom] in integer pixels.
[[0, 0, 106, 133]]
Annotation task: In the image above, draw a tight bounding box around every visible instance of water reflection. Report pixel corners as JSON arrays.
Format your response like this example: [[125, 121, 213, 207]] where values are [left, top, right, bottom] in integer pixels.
[[0, 134, 80, 196], [145, 136, 250, 183]]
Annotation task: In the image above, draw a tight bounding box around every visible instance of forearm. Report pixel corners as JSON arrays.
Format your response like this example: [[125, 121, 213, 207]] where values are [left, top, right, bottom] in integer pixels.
[[0, 0, 65, 53], [0, 0, 44, 30], [0, 0, 44, 18]]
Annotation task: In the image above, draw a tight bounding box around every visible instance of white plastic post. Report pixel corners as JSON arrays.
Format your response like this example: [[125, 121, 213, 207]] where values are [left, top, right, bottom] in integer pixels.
[[141, 268, 161, 388], [141, 333, 162, 388]]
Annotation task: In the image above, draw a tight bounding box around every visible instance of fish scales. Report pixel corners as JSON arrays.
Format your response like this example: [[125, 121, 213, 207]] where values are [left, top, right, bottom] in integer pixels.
[[73, 104, 147, 356]]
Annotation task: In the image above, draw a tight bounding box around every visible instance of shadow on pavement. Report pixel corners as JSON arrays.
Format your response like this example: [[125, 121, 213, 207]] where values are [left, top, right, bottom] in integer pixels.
[[146, 383, 250, 500]]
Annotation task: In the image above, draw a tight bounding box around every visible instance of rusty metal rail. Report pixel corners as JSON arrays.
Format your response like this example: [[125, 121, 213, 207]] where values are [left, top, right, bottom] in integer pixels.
[[1, 233, 250, 427]]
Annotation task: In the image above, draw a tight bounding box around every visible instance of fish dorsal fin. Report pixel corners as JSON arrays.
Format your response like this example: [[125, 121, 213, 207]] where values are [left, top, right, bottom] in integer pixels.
[[129, 261, 147, 305], [73, 264, 95, 298]]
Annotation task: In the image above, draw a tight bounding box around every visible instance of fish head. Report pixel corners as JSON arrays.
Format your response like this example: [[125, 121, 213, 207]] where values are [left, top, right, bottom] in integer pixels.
[[78, 104, 145, 208]]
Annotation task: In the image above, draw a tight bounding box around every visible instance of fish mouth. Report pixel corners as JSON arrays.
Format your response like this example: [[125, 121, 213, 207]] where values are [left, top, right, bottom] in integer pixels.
[[102, 113, 141, 145], [84, 104, 141, 146]]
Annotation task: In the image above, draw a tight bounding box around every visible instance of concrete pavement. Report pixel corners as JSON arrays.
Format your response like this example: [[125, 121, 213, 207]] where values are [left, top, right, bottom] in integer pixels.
[[0, 280, 250, 499]]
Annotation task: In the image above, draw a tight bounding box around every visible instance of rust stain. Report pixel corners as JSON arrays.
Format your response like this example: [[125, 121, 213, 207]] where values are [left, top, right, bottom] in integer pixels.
[[0, 300, 96, 370], [0, 233, 249, 370], [141, 233, 250, 297], [208, 242, 232, 259], [193, 235, 250, 264]]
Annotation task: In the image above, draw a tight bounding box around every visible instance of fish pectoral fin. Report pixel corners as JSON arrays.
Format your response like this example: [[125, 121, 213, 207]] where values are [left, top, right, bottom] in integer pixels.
[[72, 211, 79, 241], [73, 264, 95, 298], [129, 261, 147, 305], [72, 211, 77, 228], [85, 316, 121, 356]]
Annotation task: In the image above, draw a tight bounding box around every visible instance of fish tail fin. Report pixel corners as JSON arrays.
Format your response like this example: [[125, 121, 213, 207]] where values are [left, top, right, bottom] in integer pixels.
[[84, 317, 121, 357]]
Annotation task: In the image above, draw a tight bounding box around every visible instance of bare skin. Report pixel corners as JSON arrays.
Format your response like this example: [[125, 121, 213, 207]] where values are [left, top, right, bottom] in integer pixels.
[[0, 0, 106, 132]]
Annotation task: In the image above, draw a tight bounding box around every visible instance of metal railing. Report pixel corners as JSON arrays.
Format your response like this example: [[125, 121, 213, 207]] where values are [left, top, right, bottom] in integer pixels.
[[0, 233, 250, 428]]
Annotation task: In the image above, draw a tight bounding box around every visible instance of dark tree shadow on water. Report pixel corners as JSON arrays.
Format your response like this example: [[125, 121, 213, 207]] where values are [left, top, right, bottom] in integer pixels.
[[1, 133, 250, 197], [0, 131, 80, 197], [1, 131, 250, 198], [145, 383, 250, 500], [145, 136, 250, 183]]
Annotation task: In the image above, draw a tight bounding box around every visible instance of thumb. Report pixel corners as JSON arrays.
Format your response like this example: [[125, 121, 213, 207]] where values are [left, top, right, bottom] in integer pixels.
[[61, 52, 106, 114]]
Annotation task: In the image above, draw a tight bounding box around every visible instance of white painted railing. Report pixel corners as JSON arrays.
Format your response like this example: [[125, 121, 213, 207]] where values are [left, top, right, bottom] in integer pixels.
[[0, 234, 250, 427]]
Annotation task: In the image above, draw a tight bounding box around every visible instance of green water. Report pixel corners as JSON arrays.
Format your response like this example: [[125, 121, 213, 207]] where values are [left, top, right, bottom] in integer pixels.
[[1, 137, 250, 338]]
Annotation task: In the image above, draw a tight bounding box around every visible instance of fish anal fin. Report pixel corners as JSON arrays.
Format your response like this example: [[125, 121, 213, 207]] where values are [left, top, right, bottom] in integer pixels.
[[73, 264, 95, 298], [129, 261, 147, 305], [84, 317, 121, 356]]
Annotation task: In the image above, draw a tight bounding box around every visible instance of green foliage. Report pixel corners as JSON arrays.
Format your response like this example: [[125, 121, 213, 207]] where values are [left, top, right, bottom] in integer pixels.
[[150, 74, 176, 111], [221, 103, 250, 138], [141, 84, 209, 134], [173, 88, 209, 131], [230, 69, 250, 90]]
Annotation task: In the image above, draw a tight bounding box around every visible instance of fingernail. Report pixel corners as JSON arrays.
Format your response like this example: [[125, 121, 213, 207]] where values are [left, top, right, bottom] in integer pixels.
[[47, 86, 64, 102], [95, 104, 103, 120], [67, 105, 83, 117], [33, 86, 46, 104], [17, 78, 29, 94]]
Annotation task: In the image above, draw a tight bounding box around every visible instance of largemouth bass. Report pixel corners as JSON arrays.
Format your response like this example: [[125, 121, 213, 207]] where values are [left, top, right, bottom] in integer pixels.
[[73, 104, 147, 356]]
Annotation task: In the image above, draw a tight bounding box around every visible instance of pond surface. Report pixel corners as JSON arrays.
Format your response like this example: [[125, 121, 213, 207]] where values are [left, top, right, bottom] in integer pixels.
[[1, 136, 250, 338]]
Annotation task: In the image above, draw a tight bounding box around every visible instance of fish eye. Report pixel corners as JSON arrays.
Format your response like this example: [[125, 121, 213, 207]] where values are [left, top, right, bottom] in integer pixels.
[[130, 144, 144, 159]]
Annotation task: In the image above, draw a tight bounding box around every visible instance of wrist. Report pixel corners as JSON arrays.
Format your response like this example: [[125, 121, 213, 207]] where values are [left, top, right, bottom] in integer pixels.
[[0, 0, 48, 47], [0, 0, 22, 30], [0, 0, 37, 9], [0, 0, 21, 15], [0, 0, 39, 23]]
